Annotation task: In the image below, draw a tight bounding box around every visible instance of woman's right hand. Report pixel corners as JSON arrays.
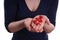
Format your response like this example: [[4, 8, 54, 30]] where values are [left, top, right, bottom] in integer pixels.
[[24, 18, 37, 32]]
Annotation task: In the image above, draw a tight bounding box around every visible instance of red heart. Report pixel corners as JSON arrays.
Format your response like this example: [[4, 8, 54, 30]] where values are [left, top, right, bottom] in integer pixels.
[[31, 16, 43, 27], [32, 16, 43, 25], [39, 19, 43, 23], [39, 16, 43, 19], [32, 19, 39, 25]]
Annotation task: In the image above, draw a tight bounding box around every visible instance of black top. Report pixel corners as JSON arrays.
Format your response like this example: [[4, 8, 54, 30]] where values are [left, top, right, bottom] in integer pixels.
[[4, 0, 58, 40]]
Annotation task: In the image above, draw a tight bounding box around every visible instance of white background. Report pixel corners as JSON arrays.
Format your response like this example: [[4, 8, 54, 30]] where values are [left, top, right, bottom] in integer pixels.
[[0, 0, 60, 40]]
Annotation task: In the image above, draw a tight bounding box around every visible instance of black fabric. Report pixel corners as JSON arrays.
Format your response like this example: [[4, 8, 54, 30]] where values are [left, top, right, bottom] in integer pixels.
[[4, 0, 58, 40]]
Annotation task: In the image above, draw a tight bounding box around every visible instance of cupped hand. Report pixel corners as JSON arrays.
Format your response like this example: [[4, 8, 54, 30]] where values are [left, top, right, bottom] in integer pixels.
[[24, 15, 50, 33], [31, 15, 46, 32]]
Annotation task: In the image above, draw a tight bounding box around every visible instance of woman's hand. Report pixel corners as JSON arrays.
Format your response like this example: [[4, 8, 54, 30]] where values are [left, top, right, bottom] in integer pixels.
[[31, 15, 46, 32], [24, 15, 54, 33], [24, 18, 44, 33], [24, 18, 37, 32], [43, 15, 55, 33]]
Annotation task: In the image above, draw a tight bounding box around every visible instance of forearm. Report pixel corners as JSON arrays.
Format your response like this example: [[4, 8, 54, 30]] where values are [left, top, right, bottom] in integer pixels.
[[43, 22, 55, 33], [8, 19, 25, 33]]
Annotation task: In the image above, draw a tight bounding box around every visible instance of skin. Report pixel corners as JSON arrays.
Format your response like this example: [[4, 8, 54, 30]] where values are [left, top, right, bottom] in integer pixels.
[[25, 0, 41, 12], [43, 16, 55, 33], [8, 0, 55, 33], [31, 15, 45, 32], [31, 15, 55, 33], [8, 15, 55, 33]]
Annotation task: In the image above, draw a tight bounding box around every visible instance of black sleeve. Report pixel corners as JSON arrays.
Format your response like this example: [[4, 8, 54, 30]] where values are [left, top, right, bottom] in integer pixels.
[[4, 0, 18, 32], [47, 0, 58, 26]]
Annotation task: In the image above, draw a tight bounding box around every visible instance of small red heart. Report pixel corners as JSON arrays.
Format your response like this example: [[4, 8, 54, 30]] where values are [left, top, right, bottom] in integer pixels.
[[31, 16, 43, 27], [39, 16, 43, 19], [32, 19, 39, 25], [39, 19, 43, 23], [35, 18, 39, 21], [35, 20, 40, 25], [32, 19, 36, 24]]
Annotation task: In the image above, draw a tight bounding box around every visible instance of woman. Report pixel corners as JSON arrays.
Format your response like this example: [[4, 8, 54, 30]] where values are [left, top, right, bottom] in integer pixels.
[[4, 0, 58, 40]]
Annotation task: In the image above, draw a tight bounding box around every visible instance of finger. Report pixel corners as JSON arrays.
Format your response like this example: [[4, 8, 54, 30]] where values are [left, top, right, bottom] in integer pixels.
[[30, 23, 37, 32], [30, 19, 37, 32], [31, 20, 37, 29], [37, 22, 44, 33], [30, 21, 40, 32], [39, 28, 43, 32], [30, 27, 37, 32], [35, 24, 40, 32]]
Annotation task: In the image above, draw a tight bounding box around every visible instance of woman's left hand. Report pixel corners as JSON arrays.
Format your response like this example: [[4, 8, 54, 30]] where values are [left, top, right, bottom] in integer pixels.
[[43, 15, 55, 33], [31, 15, 46, 32]]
